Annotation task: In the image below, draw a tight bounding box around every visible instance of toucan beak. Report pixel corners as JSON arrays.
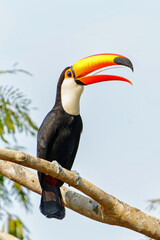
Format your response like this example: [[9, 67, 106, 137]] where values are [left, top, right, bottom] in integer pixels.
[[71, 54, 133, 85]]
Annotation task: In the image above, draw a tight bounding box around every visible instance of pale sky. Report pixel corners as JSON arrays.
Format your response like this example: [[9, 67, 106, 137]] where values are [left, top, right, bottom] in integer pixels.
[[1, 0, 160, 239]]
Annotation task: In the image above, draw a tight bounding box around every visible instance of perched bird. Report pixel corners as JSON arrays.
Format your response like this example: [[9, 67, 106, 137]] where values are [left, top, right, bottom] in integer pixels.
[[37, 53, 133, 219]]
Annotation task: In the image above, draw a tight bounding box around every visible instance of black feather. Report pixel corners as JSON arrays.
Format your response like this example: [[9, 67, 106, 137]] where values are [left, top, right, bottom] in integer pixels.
[[37, 68, 83, 219]]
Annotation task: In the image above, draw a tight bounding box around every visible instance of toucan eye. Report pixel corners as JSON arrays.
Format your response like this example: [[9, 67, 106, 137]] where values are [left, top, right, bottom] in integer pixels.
[[67, 71, 72, 78]]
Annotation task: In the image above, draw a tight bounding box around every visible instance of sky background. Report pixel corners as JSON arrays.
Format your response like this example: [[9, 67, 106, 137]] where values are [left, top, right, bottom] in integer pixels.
[[1, 0, 160, 239]]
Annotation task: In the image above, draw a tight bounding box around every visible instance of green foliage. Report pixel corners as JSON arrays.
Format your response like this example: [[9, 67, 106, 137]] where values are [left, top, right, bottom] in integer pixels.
[[147, 198, 160, 212], [11, 183, 31, 211], [0, 66, 38, 239], [0, 176, 32, 211], [0, 175, 12, 208], [0, 86, 38, 144], [0, 64, 32, 77], [0, 177, 32, 239], [2, 214, 30, 240]]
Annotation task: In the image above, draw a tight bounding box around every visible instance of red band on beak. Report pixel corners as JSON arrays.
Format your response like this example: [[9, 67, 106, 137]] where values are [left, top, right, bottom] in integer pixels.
[[77, 75, 132, 85]]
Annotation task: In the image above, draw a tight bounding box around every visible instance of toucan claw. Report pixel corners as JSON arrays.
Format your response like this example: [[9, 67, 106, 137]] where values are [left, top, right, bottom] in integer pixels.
[[71, 170, 81, 186], [52, 160, 62, 177]]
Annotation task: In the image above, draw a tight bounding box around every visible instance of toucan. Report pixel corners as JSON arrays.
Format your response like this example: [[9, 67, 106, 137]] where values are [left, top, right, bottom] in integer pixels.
[[37, 53, 133, 219]]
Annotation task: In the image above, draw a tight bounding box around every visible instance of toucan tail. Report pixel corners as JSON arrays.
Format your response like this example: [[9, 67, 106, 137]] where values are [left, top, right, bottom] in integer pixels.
[[39, 174, 65, 219]]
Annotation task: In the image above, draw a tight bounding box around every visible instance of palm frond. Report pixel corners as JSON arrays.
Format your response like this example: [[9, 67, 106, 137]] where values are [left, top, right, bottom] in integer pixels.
[[0, 86, 38, 143]]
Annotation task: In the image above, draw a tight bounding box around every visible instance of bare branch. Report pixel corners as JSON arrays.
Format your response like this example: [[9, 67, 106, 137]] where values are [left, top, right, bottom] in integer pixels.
[[0, 148, 116, 209], [0, 232, 20, 240], [0, 147, 160, 240], [0, 160, 104, 223]]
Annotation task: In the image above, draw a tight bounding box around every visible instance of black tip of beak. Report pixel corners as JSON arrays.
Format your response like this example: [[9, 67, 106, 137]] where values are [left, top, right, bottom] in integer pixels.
[[114, 57, 134, 72]]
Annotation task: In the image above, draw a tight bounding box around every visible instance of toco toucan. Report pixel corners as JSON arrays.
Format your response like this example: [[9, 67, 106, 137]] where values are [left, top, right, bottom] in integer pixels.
[[37, 53, 133, 219]]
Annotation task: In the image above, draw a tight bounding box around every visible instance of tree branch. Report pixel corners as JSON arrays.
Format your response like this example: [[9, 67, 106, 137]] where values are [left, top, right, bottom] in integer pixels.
[[0, 232, 20, 240], [0, 160, 104, 223], [0, 147, 160, 240]]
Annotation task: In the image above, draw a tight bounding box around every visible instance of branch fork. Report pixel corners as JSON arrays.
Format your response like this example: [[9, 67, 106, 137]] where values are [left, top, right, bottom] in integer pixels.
[[0, 147, 159, 240]]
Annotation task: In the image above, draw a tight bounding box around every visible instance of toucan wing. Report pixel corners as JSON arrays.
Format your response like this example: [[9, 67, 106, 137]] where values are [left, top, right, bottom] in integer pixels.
[[37, 110, 58, 160]]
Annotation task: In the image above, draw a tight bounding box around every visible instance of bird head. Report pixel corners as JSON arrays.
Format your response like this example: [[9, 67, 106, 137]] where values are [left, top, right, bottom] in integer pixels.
[[58, 53, 133, 115]]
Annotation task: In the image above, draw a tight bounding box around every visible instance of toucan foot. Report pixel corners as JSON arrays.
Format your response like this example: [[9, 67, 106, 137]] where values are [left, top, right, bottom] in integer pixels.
[[72, 170, 81, 186], [52, 160, 62, 177]]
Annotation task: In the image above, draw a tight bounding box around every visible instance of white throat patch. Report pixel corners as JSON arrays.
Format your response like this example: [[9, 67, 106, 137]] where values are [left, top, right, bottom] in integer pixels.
[[61, 77, 84, 115]]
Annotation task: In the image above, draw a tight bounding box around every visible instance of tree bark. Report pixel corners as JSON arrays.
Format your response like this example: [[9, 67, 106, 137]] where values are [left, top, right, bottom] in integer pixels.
[[0, 232, 20, 240], [0, 147, 159, 240], [0, 160, 104, 223]]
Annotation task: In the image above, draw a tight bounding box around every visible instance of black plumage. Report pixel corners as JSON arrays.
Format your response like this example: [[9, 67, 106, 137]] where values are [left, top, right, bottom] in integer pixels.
[[37, 54, 133, 220], [37, 68, 83, 219]]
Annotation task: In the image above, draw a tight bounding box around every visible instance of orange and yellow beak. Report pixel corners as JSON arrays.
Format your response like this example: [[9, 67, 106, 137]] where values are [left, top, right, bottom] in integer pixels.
[[71, 54, 133, 85]]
